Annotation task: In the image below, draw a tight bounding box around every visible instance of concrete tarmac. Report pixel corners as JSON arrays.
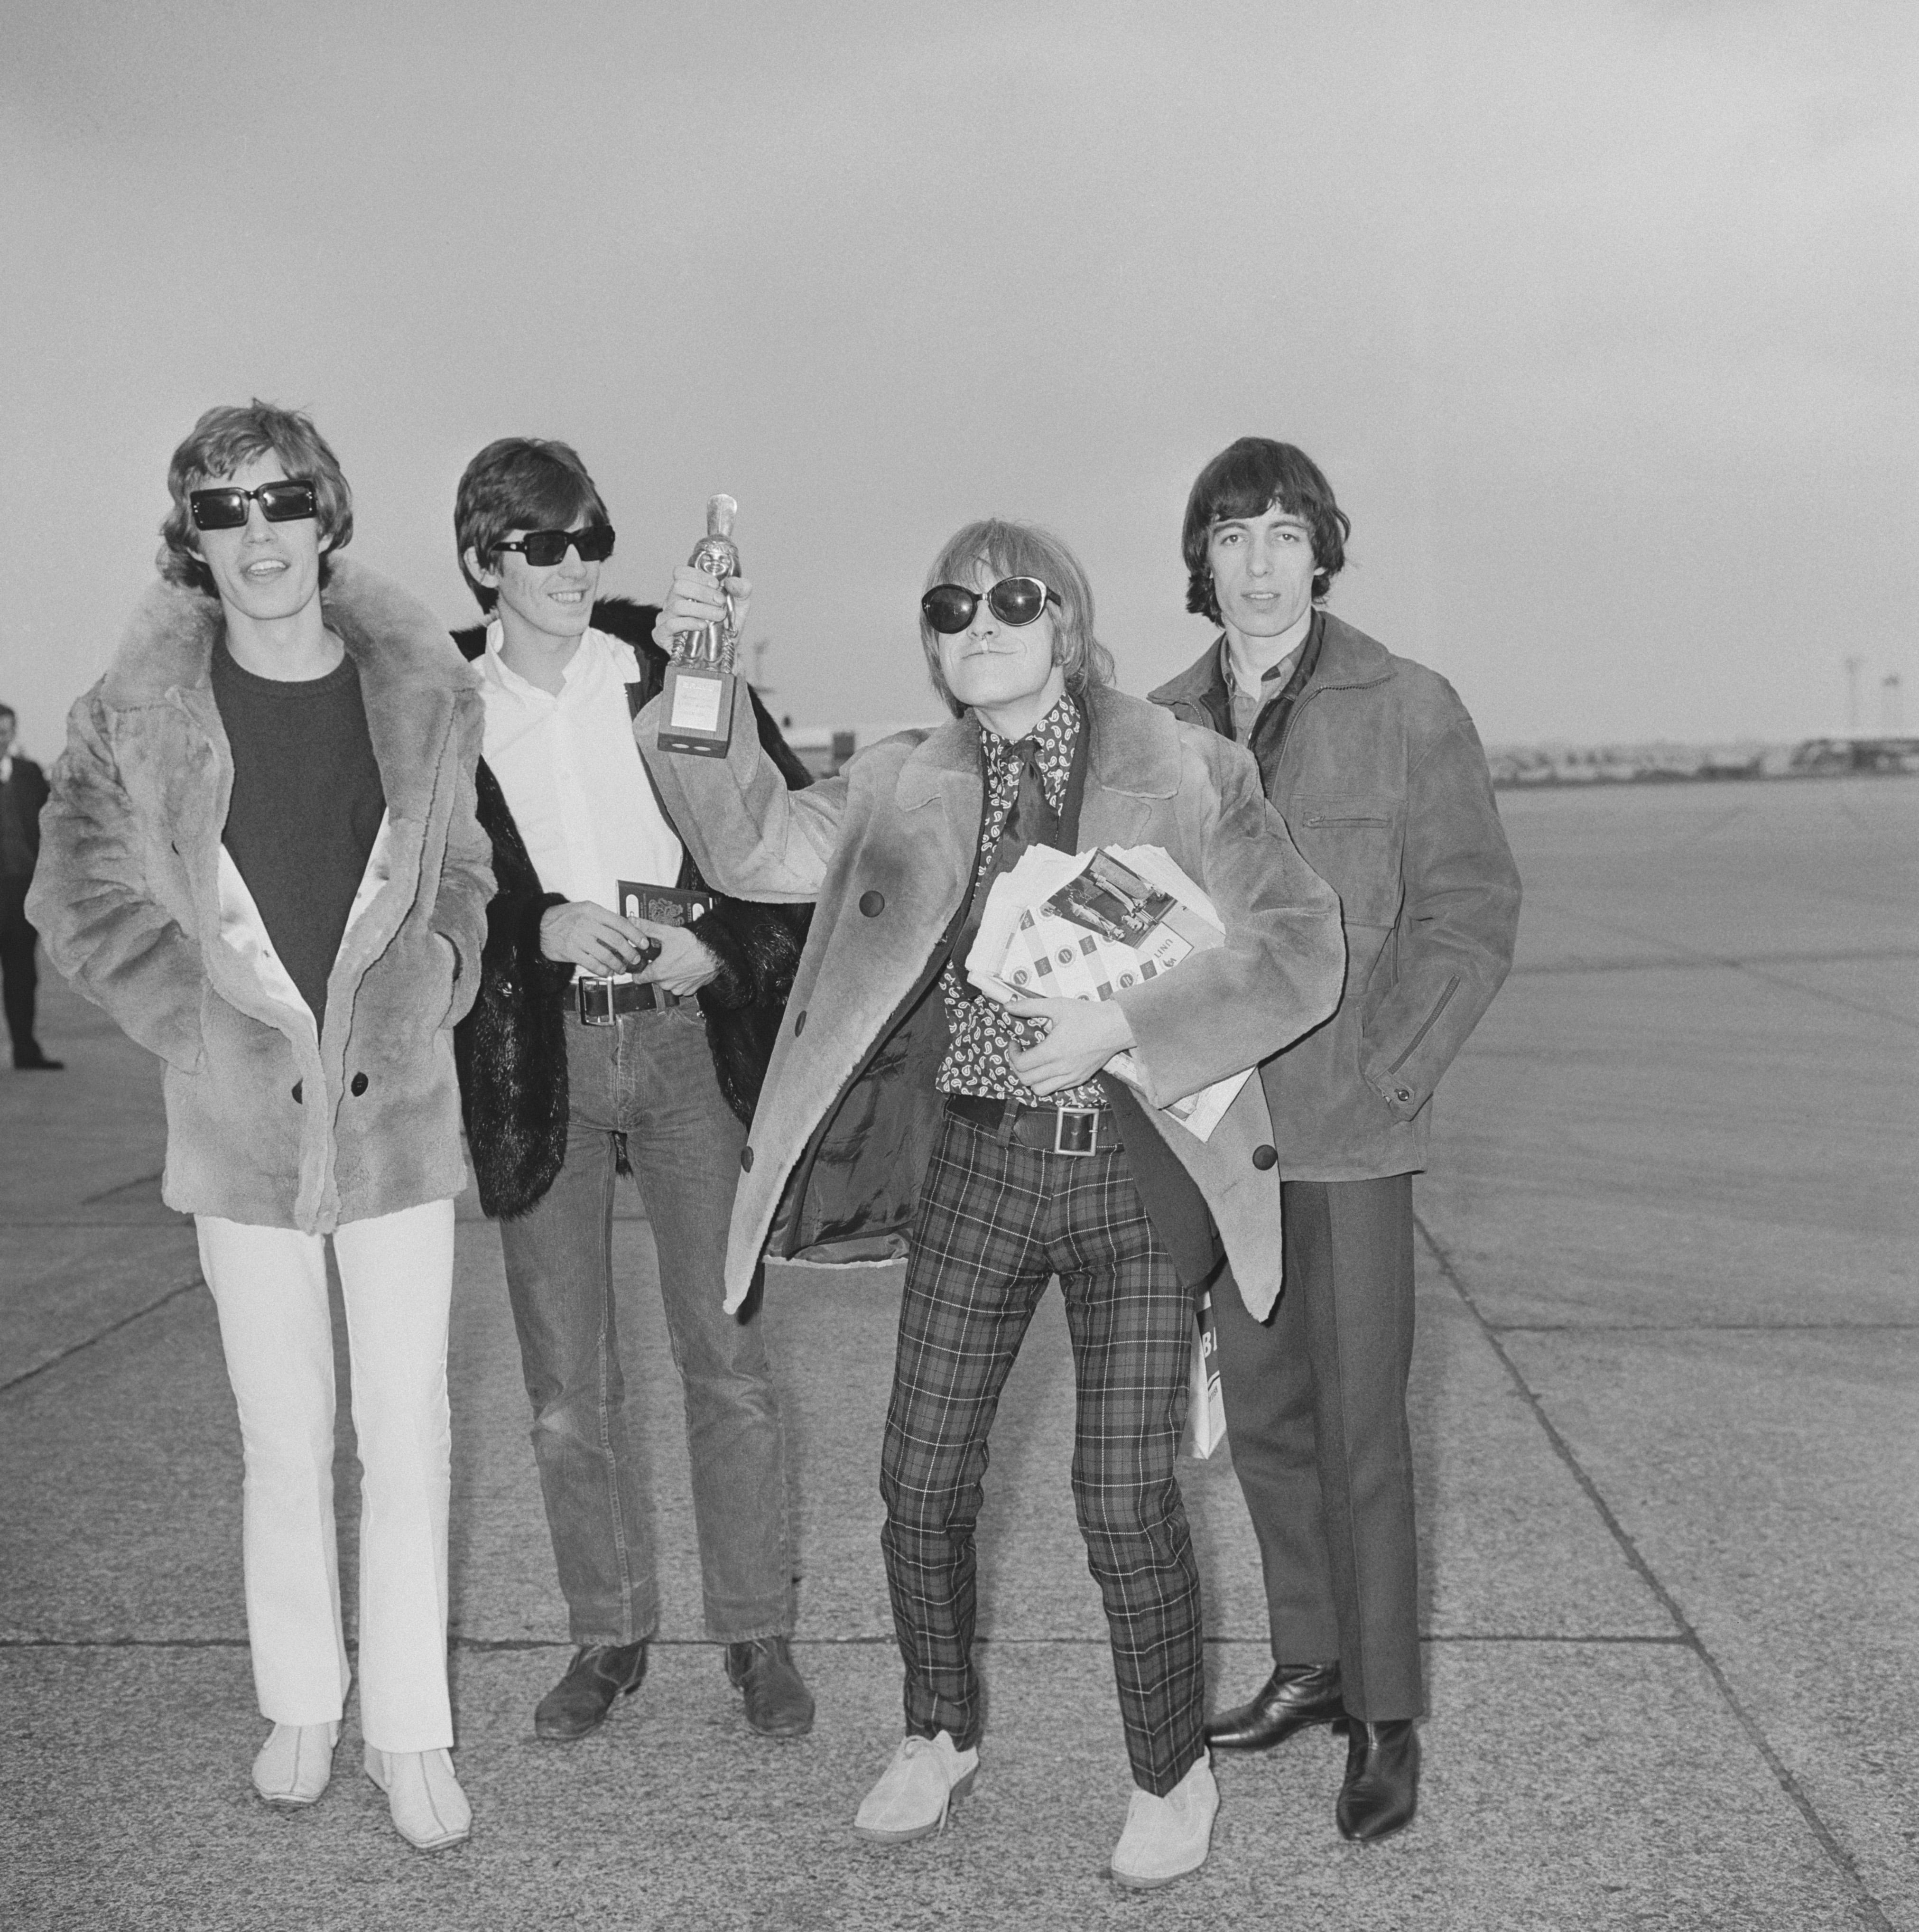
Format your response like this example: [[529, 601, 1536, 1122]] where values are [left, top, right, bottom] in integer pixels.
[[2, 774, 1913, 1931]]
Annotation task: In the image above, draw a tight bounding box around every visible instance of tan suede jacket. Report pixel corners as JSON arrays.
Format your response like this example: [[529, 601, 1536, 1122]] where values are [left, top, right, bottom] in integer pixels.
[[639, 678, 1345, 1318]]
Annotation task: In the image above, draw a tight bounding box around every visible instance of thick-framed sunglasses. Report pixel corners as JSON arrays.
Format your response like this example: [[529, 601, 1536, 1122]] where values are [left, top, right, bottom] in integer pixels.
[[189, 479, 319, 531], [921, 576, 1061, 635], [493, 524, 616, 568]]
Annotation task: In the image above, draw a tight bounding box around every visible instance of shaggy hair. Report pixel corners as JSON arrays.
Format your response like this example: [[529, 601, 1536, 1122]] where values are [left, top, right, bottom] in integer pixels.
[[1181, 438, 1351, 622], [918, 518, 1115, 718], [158, 400, 352, 595], [454, 438, 612, 614]]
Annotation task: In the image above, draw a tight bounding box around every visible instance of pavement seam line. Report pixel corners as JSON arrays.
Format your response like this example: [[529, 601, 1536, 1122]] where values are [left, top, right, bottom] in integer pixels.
[[1493, 1321, 1919, 1334], [1519, 900, 1919, 1031], [0, 1631, 1698, 1653], [0, 1274, 205, 1397], [1416, 1211, 1896, 1932]]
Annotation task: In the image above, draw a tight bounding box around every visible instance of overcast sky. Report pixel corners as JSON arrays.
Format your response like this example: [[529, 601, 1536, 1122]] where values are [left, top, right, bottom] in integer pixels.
[[3, 0, 1913, 758]]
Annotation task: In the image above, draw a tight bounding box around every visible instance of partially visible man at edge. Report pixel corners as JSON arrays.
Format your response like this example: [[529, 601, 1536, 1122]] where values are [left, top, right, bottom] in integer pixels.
[[1150, 437, 1520, 1844], [0, 702, 60, 1069]]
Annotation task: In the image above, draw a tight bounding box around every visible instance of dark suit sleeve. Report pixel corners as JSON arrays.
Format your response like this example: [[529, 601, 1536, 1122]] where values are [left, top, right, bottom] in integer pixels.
[[1357, 709, 1521, 1117]]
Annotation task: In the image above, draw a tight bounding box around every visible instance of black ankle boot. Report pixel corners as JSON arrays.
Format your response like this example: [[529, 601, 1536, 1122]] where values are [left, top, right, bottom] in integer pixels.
[[1204, 1662, 1345, 1751], [1336, 1719, 1419, 1841]]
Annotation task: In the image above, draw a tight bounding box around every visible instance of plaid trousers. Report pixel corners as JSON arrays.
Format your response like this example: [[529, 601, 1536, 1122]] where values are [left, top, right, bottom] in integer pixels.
[[879, 1106, 1206, 1796]]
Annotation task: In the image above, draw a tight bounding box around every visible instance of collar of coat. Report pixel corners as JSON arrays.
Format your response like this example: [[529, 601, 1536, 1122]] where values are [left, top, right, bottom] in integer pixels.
[[101, 555, 479, 825], [896, 680, 1181, 814], [1147, 609, 1394, 717]]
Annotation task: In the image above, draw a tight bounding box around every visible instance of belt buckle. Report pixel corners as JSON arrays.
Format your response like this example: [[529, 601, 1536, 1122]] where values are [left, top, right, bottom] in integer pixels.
[[576, 976, 617, 1026], [1053, 1106, 1100, 1157]]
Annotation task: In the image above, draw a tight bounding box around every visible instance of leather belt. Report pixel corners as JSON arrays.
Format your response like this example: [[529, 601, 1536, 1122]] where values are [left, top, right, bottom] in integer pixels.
[[945, 1092, 1119, 1158], [575, 975, 686, 1025]]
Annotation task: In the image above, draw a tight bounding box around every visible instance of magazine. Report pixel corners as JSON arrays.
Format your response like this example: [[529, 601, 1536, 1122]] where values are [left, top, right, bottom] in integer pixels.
[[963, 843, 1252, 1142]]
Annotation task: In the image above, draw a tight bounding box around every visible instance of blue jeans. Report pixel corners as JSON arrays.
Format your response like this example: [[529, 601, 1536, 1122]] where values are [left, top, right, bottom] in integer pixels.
[[497, 1001, 793, 1645]]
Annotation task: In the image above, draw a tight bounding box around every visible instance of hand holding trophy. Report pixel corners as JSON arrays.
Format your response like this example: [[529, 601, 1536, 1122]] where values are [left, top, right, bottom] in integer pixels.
[[659, 494, 742, 757]]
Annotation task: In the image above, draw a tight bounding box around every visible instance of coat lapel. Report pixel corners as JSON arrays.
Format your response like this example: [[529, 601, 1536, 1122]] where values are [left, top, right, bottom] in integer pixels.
[[1080, 683, 1180, 849], [892, 715, 980, 915]]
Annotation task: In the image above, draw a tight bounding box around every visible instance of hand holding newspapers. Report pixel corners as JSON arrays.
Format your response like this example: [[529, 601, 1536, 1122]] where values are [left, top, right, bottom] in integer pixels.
[[961, 843, 1253, 1143]]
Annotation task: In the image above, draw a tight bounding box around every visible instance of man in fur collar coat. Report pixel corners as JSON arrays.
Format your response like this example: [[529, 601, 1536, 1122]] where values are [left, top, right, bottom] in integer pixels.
[[449, 438, 814, 1747], [642, 518, 1346, 1887], [28, 402, 492, 1849]]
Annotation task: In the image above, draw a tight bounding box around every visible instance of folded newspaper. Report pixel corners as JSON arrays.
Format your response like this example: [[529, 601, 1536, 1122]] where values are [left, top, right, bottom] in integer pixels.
[[963, 843, 1252, 1142]]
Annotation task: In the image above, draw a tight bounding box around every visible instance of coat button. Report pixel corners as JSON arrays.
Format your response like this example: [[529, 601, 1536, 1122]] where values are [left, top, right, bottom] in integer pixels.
[[350, 1072, 369, 1097], [1252, 1144, 1278, 1170], [1394, 1086, 1413, 1104], [290, 1080, 303, 1105], [794, 1010, 807, 1036], [859, 890, 885, 917], [740, 1145, 754, 1173]]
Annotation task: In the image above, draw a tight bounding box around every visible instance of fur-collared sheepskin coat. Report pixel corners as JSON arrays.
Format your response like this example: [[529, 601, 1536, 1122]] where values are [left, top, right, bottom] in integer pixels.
[[639, 677, 1348, 1319], [27, 557, 492, 1233], [449, 598, 812, 1220]]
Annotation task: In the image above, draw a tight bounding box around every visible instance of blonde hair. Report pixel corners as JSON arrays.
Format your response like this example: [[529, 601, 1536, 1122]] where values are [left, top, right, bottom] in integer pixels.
[[918, 519, 1115, 717]]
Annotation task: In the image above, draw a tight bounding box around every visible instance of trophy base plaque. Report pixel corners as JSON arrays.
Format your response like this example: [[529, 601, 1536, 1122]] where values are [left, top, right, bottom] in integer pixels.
[[658, 661, 735, 758]]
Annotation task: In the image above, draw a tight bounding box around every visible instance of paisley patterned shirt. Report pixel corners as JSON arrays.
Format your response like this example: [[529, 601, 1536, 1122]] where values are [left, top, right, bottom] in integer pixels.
[[935, 696, 1108, 1109]]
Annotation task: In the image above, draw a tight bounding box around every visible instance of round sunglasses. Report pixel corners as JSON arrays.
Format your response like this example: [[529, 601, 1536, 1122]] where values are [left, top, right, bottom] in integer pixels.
[[189, 479, 318, 531], [493, 524, 616, 568], [921, 576, 1061, 635]]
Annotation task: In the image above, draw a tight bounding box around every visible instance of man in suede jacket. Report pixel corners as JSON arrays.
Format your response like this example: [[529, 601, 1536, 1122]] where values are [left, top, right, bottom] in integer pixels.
[[449, 438, 814, 1750], [1152, 438, 1520, 1846]]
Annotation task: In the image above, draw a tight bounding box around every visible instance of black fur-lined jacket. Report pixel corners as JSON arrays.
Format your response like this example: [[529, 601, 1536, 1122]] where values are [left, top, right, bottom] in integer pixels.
[[452, 598, 812, 1219]]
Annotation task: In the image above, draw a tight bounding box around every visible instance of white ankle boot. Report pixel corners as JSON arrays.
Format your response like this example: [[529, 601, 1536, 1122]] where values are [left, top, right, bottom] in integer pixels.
[[1110, 1754, 1218, 1889], [363, 1744, 471, 1850], [251, 1721, 340, 1808], [853, 1732, 979, 1843]]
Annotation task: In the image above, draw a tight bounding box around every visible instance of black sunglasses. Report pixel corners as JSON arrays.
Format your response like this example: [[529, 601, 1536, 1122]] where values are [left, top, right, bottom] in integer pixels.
[[493, 525, 616, 568], [189, 479, 319, 531], [921, 576, 1061, 635]]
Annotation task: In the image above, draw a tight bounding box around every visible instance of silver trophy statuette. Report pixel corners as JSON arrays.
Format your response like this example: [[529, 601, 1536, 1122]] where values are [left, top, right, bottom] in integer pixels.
[[660, 493, 742, 756], [680, 494, 741, 669]]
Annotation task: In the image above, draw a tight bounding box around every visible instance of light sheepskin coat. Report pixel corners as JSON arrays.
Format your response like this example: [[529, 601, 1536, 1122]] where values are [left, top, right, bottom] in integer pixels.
[[640, 677, 1347, 1318], [28, 557, 492, 1233]]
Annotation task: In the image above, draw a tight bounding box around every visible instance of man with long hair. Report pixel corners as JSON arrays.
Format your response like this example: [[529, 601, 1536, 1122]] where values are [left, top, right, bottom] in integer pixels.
[[640, 518, 1345, 1886], [29, 400, 492, 1850]]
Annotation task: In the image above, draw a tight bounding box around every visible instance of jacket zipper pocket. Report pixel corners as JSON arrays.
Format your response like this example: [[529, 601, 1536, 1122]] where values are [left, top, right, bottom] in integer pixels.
[[1389, 975, 1460, 1074], [1304, 811, 1392, 828]]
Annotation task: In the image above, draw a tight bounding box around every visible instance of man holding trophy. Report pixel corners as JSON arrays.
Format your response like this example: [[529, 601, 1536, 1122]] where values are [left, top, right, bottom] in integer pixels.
[[449, 439, 816, 1747], [641, 519, 1344, 1888]]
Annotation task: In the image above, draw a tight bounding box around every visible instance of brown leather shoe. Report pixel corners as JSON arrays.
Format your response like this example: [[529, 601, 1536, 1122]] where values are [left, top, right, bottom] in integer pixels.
[[1204, 1662, 1345, 1751], [534, 1641, 648, 1742], [724, 1635, 815, 1737], [1337, 1719, 1419, 1842]]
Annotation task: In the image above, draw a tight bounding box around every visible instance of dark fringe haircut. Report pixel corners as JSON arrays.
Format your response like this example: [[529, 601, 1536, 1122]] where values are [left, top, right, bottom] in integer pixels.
[[1181, 438, 1350, 622], [454, 438, 612, 613]]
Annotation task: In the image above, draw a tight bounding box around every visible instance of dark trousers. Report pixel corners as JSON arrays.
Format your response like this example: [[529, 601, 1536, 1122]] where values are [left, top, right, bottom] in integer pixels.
[[0, 879, 40, 1061], [879, 1107, 1205, 1796], [1212, 1173, 1420, 1720]]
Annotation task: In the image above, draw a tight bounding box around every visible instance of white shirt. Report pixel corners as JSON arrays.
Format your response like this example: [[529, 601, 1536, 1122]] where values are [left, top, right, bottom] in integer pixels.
[[476, 624, 683, 910]]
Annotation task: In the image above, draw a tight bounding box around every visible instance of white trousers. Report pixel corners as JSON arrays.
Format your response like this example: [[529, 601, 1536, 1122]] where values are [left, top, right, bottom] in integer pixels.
[[196, 1199, 455, 1752]]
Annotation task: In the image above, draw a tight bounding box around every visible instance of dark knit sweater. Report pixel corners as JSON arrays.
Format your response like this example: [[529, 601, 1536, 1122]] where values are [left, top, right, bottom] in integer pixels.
[[210, 641, 385, 1027]]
